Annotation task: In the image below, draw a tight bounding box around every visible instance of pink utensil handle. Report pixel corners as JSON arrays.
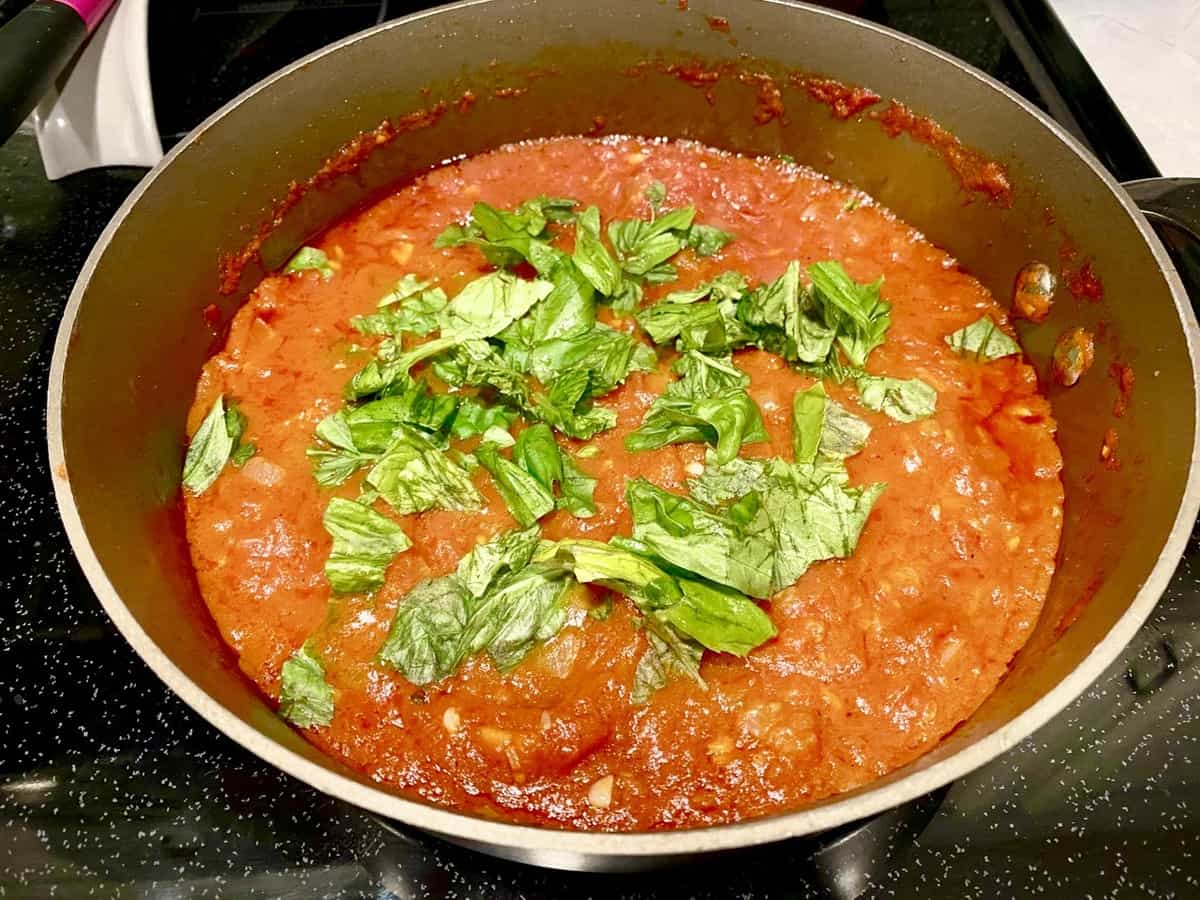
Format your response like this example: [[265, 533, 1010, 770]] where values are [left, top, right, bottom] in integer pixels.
[[50, 0, 118, 33]]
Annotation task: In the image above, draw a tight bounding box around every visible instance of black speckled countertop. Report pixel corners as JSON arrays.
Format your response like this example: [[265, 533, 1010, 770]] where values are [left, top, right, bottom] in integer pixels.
[[1, 1, 1197, 897]]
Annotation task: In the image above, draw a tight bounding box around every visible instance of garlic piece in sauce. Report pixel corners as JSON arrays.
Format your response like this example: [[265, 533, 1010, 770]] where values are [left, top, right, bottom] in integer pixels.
[[587, 775, 615, 809]]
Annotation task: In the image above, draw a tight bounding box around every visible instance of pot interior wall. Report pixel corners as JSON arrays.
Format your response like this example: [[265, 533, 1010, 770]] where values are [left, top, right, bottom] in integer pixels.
[[56, 0, 1195, 833]]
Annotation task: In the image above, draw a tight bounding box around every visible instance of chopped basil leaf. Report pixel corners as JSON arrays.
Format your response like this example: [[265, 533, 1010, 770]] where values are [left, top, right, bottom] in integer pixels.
[[455, 525, 541, 598], [545, 539, 776, 656], [279, 646, 334, 728], [627, 351, 766, 464], [636, 293, 752, 354], [507, 323, 655, 397], [740, 261, 837, 364], [308, 411, 376, 487], [686, 223, 734, 257], [945, 316, 1021, 361], [662, 271, 748, 306], [438, 270, 554, 340], [434, 339, 531, 406], [532, 370, 618, 440], [856, 374, 937, 422], [792, 383, 871, 464], [365, 426, 483, 514], [525, 243, 596, 340], [686, 452, 768, 506], [344, 336, 458, 401], [448, 397, 519, 440], [572, 206, 623, 297], [434, 198, 577, 268], [807, 261, 891, 368], [760, 459, 884, 591], [632, 622, 705, 703], [378, 526, 571, 684], [352, 280, 448, 337], [182, 395, 247, 494], [284, 246, 334, 280], [628, 478, 775, 599], [322, 496, 411, 593], [460, 562, 571, 671], [377, 576, 470, 684], [512, 423, 597, 518], [230, 442, 257, 467], [644, 181, 668, 213], [608, 206, 696, 276], [476, 442, 555, 527]]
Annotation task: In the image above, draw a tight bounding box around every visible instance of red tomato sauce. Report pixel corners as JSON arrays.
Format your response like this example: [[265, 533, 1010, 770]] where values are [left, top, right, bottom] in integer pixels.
[[185, 137, 1063, 830]]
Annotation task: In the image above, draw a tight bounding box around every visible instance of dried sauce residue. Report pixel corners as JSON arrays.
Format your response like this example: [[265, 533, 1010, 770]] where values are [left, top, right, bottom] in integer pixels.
[[1109, 361, 1136, 417], [677, 0, 688, 9], [793, 75, 881, 120], [738, 72, 786, 125], [871, 100, 1013, 205], [706, 15, 731, 33], [1058, 240, 1106, 303], [218, 104, 451, 294]]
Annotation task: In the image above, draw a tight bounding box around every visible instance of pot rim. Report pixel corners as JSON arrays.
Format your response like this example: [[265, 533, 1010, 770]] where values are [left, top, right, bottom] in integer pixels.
[[46, 0, 1200, 862]]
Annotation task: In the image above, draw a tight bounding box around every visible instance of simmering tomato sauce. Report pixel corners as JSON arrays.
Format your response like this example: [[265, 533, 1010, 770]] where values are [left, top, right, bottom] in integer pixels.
[[185, 137, 1063, 830]]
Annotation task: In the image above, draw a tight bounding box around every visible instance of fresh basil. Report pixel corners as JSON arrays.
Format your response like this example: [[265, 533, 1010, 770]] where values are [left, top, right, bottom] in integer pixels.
[[856, 374, 937, 422], [644, 181, 668, 213], [531, 370, 618, 440], [449, 397, 519, 440], [377, 526, 572, 684], [792, 383, 872, 463], [475, 442, 555, 528], [662, 271, 748, 306], [545, 538, 776, 656], [686, 452, 768, 506], [686, 224, 734, 257], [807, 261, 891, 368], [760, 459, 885, 591], [434, 197, 577, 268], [572, 206, 624, 297], [631, 623, 705, 704], [322, 496, 411, 593], [438, 270, 554, 340], [351, 278, 448, 337], [627, 478, 775, 599], [513, 424, 597, 518], [524, 243, 596, 340], [626, 352, 766, 464], [945, 316, 1021, 361], [739, 261, 837, 364], [636, 293, 752, 354], [364, 425, 483, 514], [283, 246, 334, 280], [609, 206, 697, 276], [279, 645, 335, 728], [182, 395, 255, 494], [507, 323, 656, 397]]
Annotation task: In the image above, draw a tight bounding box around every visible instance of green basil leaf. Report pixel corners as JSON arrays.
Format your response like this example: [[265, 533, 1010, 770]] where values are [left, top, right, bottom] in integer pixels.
[[322, 496, 411, 594], [760, 458, 885, 591], [434, 339, 531, 407], [352, 282, 448, 337], [438, 270, 554, 340], [572, 206, 624, 296], [636, 296, 751, 354], [531, 370, 618, 440], [182, 395, 237, 495], [377, 576, 470, 685], [662, 271, 748, 305], [807, 261, 891, 367], [686, 452, 768, 506], [512, 324, 655, 397], [627, 478, 776, 599], [345, 385, 458, 450], [525, 244, 596, 340], [365, 426, 483, 514], [792, 383, 871, 463], [279, 646, 334, 728], [644, 181, 668, 213], [455, 525, 542, 598], [945, 315, 1021, 361], [608, 206, 695, 276], [434, 198, 577, 268], [461, 562, 571, 671], [632, 621, 705, 704], [344, 336, 458, 401], [512, 423, 598, 518], [283, 246, 334, 280], [738, 261, 837, 365], [686, 223, 734, 257], [476, 443, 555, 527], [855, 374, 937, 422], [542, 539, 683, 610], [626, 353, 766, 465], [660, 576, 776, 656], [449, 397, 519, 441]]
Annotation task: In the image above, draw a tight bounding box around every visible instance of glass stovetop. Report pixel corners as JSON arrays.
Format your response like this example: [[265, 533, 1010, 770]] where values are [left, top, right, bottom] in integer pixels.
[[0, 1, 1195, 897]]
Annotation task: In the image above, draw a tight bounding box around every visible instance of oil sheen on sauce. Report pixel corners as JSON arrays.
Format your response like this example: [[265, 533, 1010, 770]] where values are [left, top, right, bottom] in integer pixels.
[[185, 137, 1064, 831]]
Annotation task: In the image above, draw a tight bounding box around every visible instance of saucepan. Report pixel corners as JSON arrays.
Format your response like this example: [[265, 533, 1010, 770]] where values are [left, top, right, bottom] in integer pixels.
[[46, 0, 1200, 872]]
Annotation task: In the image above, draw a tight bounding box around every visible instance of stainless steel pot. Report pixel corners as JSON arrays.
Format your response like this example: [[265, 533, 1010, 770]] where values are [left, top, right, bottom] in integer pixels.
[[46, 0, 1200, 872]]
